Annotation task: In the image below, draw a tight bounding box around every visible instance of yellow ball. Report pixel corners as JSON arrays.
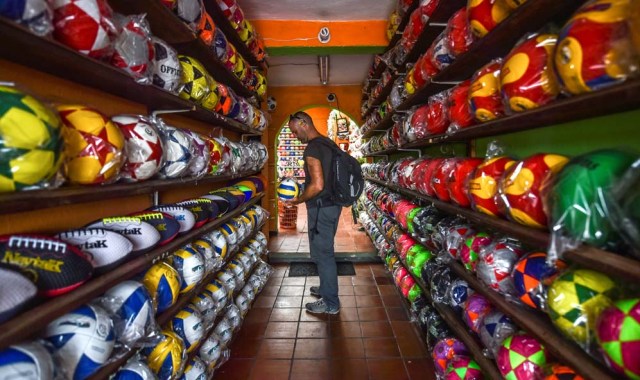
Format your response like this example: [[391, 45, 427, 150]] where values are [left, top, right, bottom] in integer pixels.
[[277, 178, 300, 200], [0, 86, 64, 192], [143, 262, 181, 313], [178, 55, 211, 102], [145, 330, 186, 379]]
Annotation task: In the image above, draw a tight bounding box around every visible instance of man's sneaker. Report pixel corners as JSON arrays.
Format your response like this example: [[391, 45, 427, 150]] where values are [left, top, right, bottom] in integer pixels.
[[309, 286, 320, 297], [305, 299, 339, 315]]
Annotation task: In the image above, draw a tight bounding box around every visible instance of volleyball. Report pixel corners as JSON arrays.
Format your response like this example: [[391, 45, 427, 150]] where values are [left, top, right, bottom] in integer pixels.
[[277, 178, 300, 200]]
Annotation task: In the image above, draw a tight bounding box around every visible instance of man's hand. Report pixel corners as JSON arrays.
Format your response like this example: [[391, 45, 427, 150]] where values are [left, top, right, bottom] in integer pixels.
[[282, 198, 298, 208]]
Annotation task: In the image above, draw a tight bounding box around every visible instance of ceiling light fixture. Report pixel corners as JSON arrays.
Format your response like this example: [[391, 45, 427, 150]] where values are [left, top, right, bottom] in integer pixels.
[[318, 55, 329, 85]]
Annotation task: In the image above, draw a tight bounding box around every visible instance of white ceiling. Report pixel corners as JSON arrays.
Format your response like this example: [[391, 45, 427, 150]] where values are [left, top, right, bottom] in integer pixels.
[[267, 55, 372, 86], [239, 0, 396, 21]]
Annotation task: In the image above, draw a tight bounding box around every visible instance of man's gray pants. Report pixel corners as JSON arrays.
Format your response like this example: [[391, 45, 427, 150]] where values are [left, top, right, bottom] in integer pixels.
[[307, 205, 342, 309]]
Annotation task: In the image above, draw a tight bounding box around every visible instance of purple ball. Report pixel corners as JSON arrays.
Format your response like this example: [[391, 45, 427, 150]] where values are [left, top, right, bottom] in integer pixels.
[[433, 337, 469, 376], [463, 293, 494, 333]]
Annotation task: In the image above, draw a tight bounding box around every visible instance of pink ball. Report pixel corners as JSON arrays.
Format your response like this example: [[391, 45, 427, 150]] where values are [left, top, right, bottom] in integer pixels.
[[596, 298, 640, 378], [463, 293, 493, 333], [497, 332, 549, 380]]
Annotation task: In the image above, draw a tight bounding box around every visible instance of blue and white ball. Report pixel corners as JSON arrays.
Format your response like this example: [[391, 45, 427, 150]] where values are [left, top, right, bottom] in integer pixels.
[[113, 358, 155, 380], [0, 0, 52, 36], [158, 124, 193, 178], [255, 231, 267, 248], [217, 268, 237, 294], [228, 261, 246, 287], [208, 229, 228, 260], [230, 217, 247, 241], [277, 178, 300, 200], [214, 318, 233, 346], [241, 283, 256, 302], [220, 222, 238, 247], [0, 342, 54, 380], [170, 306, 204, 353], [198, 334, 223, 369], [225, 305, 242, 331], [102, 281, 154, 346], [191, 238, 216, 274], [235, 293, 250, 317], [180, 357, 207, 380], [235, 252, 253, 275], [172, 246, 205, 293], [44, 305, 115, 380], [204, 279, 228, 314], [143, 330, 186, 380], [190, 292, 217, 328]]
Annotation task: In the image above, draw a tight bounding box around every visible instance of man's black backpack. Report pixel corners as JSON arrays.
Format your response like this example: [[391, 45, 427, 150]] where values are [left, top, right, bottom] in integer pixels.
[[316, 138, 364, 207]]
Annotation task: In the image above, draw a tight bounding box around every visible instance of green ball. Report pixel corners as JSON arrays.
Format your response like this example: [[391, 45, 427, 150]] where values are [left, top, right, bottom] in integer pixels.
[[408, 283, 422, 302], [409, 247, 433, 277], [550, 149, 636, 249], [406, 207, 422, 234]]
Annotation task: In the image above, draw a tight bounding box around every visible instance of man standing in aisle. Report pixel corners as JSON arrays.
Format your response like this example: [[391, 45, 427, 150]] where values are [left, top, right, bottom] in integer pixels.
[[284, 111, 341, 315]]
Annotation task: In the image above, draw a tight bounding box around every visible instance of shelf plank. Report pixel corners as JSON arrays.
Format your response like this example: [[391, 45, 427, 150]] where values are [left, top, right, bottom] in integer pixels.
[[362, 60, 388, 97], [0, 194, 264, 350], [0, 19, 257, 135], [364, 177, 640, 283], [450, 262, 616, 380], [203, 0, 267, 72], [0, 170, 260, 215], [362, 74, 398, 119]]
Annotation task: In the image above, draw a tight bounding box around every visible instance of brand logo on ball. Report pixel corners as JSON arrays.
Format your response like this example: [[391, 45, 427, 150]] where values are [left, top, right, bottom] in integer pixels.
[[2, 250, 64, 273], [116, 228, 142, 235], [79, 240, 108, 249], [160, 64, 179, 75]]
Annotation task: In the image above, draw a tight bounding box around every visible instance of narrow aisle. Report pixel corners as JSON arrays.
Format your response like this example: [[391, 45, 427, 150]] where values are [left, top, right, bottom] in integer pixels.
[[268, 205, 376, 255], [213, 263, 436, 380]]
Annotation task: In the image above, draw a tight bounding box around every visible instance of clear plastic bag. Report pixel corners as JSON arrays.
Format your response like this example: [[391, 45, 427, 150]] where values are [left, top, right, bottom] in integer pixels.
[[168, 306, 205, 354], [511, 251, 567, 311], [479, 310, 518, 358], [152, 119, 195, 179], [432, 337, 469, 377], [178, 55, 212, 103], [430, 265, 454, 304], [111, 14, 155, 84], [447, 157, 483, 207], [467, 155, 516, 218], [0, 0, 53, 36], [609, 157, 640, 258], [446, 80, 476, 135], [426, 31, 455, 72], [445, 8, 474, 57], [426, 91, 450, 135], [142, 330, 187, 380], [112, 355, 156, 379], [431, 158, 458, 202], [175, 0, 203, 32], [467, 0, 512, 39], [0, 340, 56, 380], [497, 332, 550, 380], [151, 37, 183, 94], [469, 59, 504, 122], [476, 237, 525, 296]]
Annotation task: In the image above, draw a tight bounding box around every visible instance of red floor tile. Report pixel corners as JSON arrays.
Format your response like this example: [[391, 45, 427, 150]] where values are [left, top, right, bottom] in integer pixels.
[[213, 358, 254, 380], [368, 358, 410, 380], [294, 338, 331, 359], [329, 321, 362, 338], [330, 337, 365, 358], [249, 359, 291, 380], [331, 359, 369, 380], [256, 338, 295, 359], [290, 359, 331, 380], [253, 296, 276, 308], [358, 307, 389, 321], [229, 338, 262, 358], [354, 285, 380, 296], [387, 307, 411, 321], [397, 335, 430, 358], [269, 308, 301, 322], [355, 295, 384, 308], [264, 322, 298, 339], [244, 308, 272, 324], [329, 307, 359, 322], [297, 321, 330, 338], [363, 338, 401, 358], [405, 358, 438, 380], [360, 321, 394, 338]]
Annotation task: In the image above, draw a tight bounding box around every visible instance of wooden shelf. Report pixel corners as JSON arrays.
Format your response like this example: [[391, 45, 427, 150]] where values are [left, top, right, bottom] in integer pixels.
[[449, 262, 616, 380], [363, 178, 640, 283], [362, 61, 388, 98], [203, 0, 267, 72], [88, 222, 266, 380], [0, 193, 264, 350], [0, 19, 259, 135], [0, 170, 260, 215], [385, 0, 419, 54], [362, 74, 398, 119], [362, 113, 394, 139]]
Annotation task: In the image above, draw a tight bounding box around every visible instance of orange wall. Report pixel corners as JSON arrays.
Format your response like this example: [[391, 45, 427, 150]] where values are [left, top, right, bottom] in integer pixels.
[[266, 85, 363, 232]]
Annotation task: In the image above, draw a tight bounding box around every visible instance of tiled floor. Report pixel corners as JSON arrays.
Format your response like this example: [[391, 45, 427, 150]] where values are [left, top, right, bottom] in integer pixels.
[[268, 204, 376, 254], [213, 263, 437, 380]]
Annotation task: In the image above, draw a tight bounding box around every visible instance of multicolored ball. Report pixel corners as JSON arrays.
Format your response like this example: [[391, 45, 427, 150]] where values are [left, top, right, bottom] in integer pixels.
[[497, 332, 549, 380], [545, 364, 585, 380], [511, 252, 567, 309], [460, 232, 492, 272], [445, 356, 484, 380], [479, 310, 518, 358], [596, 298, 640, 379], [433, 338, 469, 376], [463, 293, 494, 333]]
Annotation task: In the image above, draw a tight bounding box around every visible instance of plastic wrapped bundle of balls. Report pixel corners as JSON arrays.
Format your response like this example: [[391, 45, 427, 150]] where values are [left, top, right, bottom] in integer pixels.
[[479, 309, 517, 358], [608, 156, 640, 259], [112, 114, 165, 182], [476, 237, 525, 296], [0, 0, 53, 36], [150, 116, 196, 180], [110, 14, 155, 84], [432, 337, 470, 377], [497, 332, 550, 380]]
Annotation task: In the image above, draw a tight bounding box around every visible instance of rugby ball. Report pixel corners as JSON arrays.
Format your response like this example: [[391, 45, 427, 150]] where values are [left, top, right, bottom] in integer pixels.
[[199, 194, 230, 216], [175, 200, 211, 228], [56, 228, 134, 273], [0, 235, 93, 297], [0, 342, 55, 380], [129, 211, 180, 246], [149, 205, 196, 234], [87, 217, 160, 254], [0, 268, 37, 323]]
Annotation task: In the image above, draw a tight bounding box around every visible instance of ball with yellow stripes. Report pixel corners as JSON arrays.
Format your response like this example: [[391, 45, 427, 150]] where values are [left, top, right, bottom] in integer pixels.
[[277, 178, 300, 200], [178, 55, 211, 103], [142, 262, 181, 313], [143, 330, 186, 380], [0, 86, 64, 192]]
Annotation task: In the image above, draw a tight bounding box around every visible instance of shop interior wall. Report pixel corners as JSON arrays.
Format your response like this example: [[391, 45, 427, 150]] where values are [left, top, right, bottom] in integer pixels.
[[0, 59, 255, 235]]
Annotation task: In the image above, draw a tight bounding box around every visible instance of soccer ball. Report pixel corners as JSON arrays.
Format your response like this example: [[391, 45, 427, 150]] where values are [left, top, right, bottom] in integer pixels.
[[545, 364, 584, 380], [143, 330, 186, 380], [459, 232, 492, 272], [182, 357, 207, 380], [555, 0, 636, 95], [277, 178, 300, 200], [213, 83, 239, 117], [200, 77, 220, 110], [0, 342, 55, 380], [500, 153, 569, 228], [112, 358, 156, 380], [596, 298, 640, 379], [142, 262, 181, 313], [157, 124, 193, 179], [172, 246, 205, 293], [151, 37, 182, 94], [213, 26, 228, 60], [58, 104, 124, 184], [445, 356, 483, 380], [44, 304, 115, 380], [182, 130, 210, 178], [50, 0, 116, 58], [463, 293, 494, 333], [547, 268, 618, 346], [447, 158, 484, 207], [0, 86, 64, 192], [546, 149, 636, 250], [467, 156, 516, 217], [255, 71, 268, 98], [203, 136, 223, 175], [479, 310, 518, 358], [469, 60, 504, 122], [112, 114, 164, 181], [445, 8, 473, 57], [175, 0, 202, 31], [170, 306, 204, 353], [447, 80, 475, 131], [497, 332, 549, 380], [467, 0, 512, 38], [111, 15, 154, 82], [476, 239, 524, 295], [432, 158, 458, 202], [178, 55, 211, 103], [0, 0, 53, 36], [511, 252, 567, 309], [102, 280, 154, 346], [432, 338, 469, 376], [501, 33, 559, 111], [448, 278, 475, 313]]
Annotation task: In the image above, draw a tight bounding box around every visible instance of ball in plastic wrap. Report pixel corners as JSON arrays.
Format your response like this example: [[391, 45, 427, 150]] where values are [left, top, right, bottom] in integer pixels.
[[479, 310, 518, 358], [190, 292, 216, 328], [44, 304, 115, 380], [596, 298, 640, 378], [143, 330, 186, 380], [547, 268, 618, 347], [460, 232, 492, 272], [199, 334, 223, 370], [214, 317, 233, 346], [183, 131, 210, 178], [468, 156, 516, 218], [447, 80, 476, 132], [169, 306, 204, 353], [448, 278, 475, 313], [204, 279, 229, 314], [181, 357, 207, 380], [497, 332, 549, 380], [157, 124, 193, 179], [0, 86, 64, 193], [430, 266, 453, 304], [445, 356, 484, 380], [426, 309, 452, 349], [0, 342, 55, 380], [113, 358, 155, 380], [463, 293, 494, 333], [175, 0, 202, 31], [152, 37, 182, 94], [469, 60, 504, 122], [511, 252, 567, 310], [111, 15, 154, 82], [142, 262, 181, 314], [102, 280, 153, 346], [445, 224, 475, 260], [500, 153, 569, 228], [545, 364, 584, 380], [58, 104, 124, 184], [112, 115, 164, 181], [432, 338, 469, 376], [172, 246, 205, 293], [178, 55, 211, 103], [476, 239, 524, 295], [0, 0, 53, 35], [51, 0, 116, 58], [467, 0, 512, 38], [448, 158, 484, 207]]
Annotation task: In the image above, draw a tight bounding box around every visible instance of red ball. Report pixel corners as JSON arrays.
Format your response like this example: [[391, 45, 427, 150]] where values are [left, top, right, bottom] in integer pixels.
[[501, 34, 560, 112], [413, 159, 433, 194], [410, 104, 430, 141], [426, 95, 449, 135], [447, 80, 476, 132], [467, 0, 512, 38], [422, 158, 445, 197], [448, 158, 484, 207], [469, 60, 504, 122], [416, 52, 439, 86], [446, 8, 474, 56], [432, 159, 458, 202], [500, 153, 569, 228], [468, 156, 516, 217]]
